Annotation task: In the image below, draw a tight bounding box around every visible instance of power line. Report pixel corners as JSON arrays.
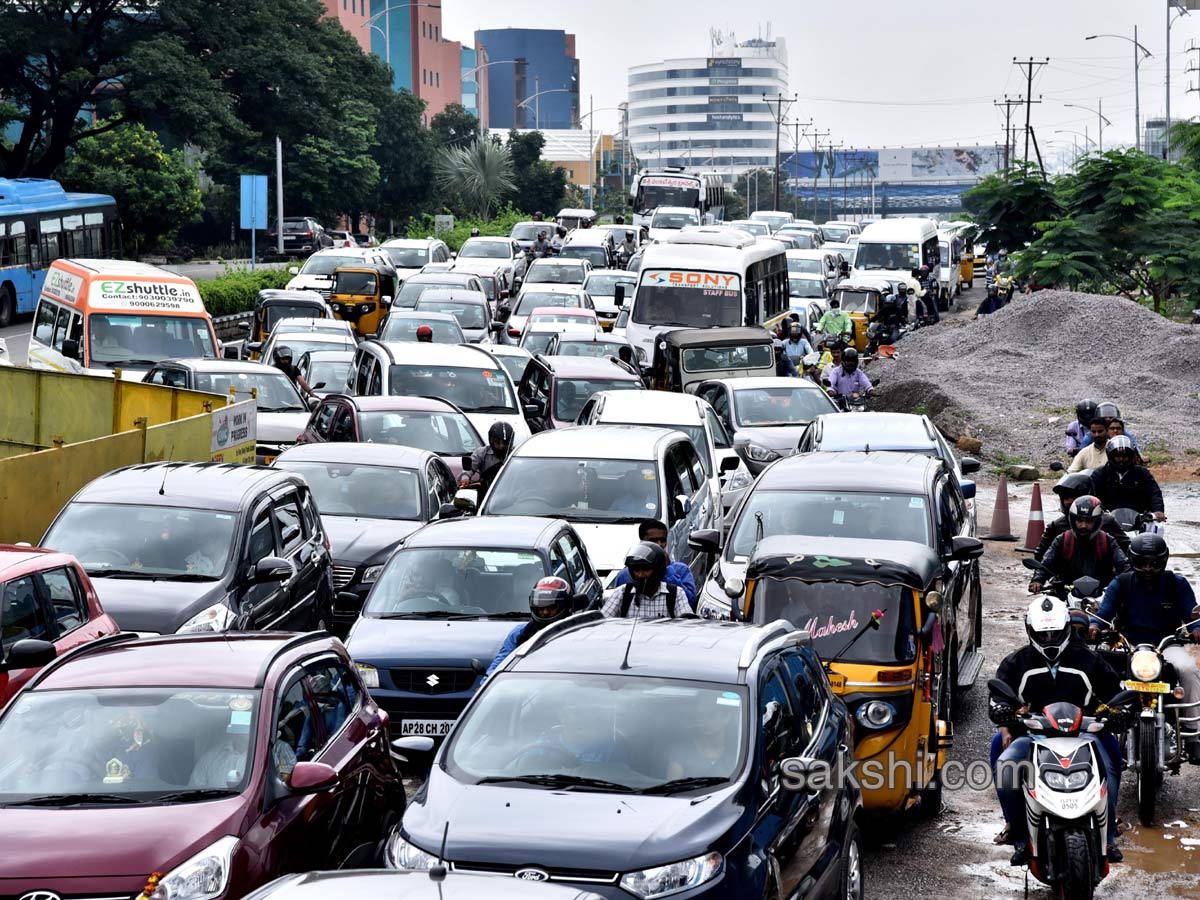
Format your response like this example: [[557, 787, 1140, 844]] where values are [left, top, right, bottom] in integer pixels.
[[761, 92, 798, 211], [1013, 57, 1049, 164]]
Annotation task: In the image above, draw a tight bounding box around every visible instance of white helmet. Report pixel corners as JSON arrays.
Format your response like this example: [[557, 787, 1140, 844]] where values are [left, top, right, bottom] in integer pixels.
[[1026, 596, 1071, 662]]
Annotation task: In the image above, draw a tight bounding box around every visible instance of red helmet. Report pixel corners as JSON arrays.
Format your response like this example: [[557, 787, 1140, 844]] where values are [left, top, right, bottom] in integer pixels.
[[416, 325, 433, 342], [528, 576, 573, 625]]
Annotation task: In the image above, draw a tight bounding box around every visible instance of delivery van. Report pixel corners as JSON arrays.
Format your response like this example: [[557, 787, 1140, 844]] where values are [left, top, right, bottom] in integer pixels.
[[27, 259, 219, 379]]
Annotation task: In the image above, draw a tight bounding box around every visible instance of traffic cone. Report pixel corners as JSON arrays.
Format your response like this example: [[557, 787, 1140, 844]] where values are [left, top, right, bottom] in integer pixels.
[[1021, 483, 1045, 552], [984, 474, 1017, 541]]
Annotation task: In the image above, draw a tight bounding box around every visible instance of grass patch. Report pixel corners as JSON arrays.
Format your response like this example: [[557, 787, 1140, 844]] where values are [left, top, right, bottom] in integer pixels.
[[989, 449, 1032, 475], [196, 264, 292, 318], [1184, 448, 1200, 457], [912, 402, 929, 417], [1140, 439, 1174, 467]]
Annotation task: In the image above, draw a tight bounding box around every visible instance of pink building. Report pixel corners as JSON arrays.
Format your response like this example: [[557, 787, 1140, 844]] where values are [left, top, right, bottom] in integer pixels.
[[413, 5, 463, 123], [321, 0, 371, 53]]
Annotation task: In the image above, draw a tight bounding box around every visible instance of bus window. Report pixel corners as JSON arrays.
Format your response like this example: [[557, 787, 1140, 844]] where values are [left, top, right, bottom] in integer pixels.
[[34, 302, 59, 344], [40, 217, 62, 263], [11, 221, 28, 266], [61, 214, 84, 257]]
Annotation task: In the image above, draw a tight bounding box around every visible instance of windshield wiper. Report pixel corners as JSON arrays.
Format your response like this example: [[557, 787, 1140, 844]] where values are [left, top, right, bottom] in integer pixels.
[[107, 359, 159, 368], [8, 792, 140, 807], [486, 610, 532, 619], [85, 568, 159, 579], [654, 321, 698, 328], [258, 404, 307, 413], [475, 774, 634, 793], [640, 776, 728, 795], [155, 573, 221, 582], [468, 405, 517, 413], [375, 611, 479, 620], [154, 788, 239, 803]]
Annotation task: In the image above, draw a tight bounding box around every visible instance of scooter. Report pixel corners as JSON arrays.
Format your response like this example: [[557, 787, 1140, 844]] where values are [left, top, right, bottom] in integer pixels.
[[989, 678, 1135, 900]]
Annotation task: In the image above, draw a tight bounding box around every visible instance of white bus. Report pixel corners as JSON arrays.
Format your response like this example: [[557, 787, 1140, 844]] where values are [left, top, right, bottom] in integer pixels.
[[624, 229, 789, 366], [629, 168, 724, 230], [850, 217, 941, 287]]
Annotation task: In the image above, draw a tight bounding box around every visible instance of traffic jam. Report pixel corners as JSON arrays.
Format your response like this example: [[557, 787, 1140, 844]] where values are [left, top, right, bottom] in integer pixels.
[[1, 174, 1197, 900]]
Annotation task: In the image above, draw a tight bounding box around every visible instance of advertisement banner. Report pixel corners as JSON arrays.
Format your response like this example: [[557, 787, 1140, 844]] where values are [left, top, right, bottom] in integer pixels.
[[709, 77, 738, 86], [89, 279, 205, 313], [43, 267, 84, 305], [210, 399, 257, 464], [706, 57, 741, 69], [779, 147, 999, 183], [708, 113, 744, 123]]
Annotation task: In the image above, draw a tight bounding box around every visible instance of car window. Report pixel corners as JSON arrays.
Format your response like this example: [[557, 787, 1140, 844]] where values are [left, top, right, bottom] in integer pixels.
[[706, 386, 730, 420], [679, 440, 706, 492], [1, 575, 48, 652], [305, 662, 360, 754], [706, 407, 732, 449], [311, 401, 337, 437], [782, 650, 823, 748], [299, 489, 321, 538], [353, 353, 373, 396], [33, 301, 60, 345], [549, 545, 572, 586], [758, 666, 796, 780], [39, 567, 87, 634], [330, 406, 355, 442], [948, 479, 968, 532], [555, 533, 588, 589], [248, 510, 276, 563], [274, 676, 315, 779], [273, 496, 304, 554]]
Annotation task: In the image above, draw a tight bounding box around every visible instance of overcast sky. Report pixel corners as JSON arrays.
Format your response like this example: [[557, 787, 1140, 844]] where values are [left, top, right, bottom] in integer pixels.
[[444, 0, 1197, 160]]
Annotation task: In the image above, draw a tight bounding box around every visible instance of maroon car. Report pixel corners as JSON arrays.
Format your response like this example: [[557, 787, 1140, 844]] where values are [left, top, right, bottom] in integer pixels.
[[0, 632, 404, 899], [296, 395, 483, 477]]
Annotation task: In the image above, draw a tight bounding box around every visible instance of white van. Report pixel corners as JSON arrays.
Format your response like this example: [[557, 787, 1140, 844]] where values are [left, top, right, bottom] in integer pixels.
[[851, 217, 941, 286]]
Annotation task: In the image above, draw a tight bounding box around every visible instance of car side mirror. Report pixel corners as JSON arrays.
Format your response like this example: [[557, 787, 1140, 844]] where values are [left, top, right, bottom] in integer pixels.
[[223, 345, 242, 360], [454, 488, 478, 513], [61, 338, 81, 361], [392, 736, 435, 756], [469, 658, 486, 675], [238, 321, 251, 333], [718, 455, 741, 473], [489, 321, 505, 333], [381, 296, 392, 308], [311, 381, 327, 391], [949, 535, 984, 561], [1, 638, 56, 671], [688, 528, 721, 555], [252, 556, 294, 583], [959, 480, 976, 501], [288, 266, 299, 275], [288, 761, 339, 793], [336, 591, 361, 610], [614, 284, 626, 307], [523, 402, 544, 418], [671, 494, 692, 520], [246, 342, 263, 354], [960, 456, 981, 475]]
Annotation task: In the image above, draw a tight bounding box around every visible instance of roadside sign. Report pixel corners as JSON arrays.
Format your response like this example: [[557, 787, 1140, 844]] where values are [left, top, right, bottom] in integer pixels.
[[240, 174, 268, 270], [434, 214, 454, 233], [210, 399, 257, 464]]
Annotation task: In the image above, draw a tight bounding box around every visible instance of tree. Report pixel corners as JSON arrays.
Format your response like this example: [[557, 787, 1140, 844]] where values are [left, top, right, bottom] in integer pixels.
[[961, 162, 1061, 253], [373, 90, 437, 230], [435, 139, 516, 220], [430, 104, 480, 150], [734, 169, 774, 216], [58, 122, 202, 253], [504, 130, 567, 216]]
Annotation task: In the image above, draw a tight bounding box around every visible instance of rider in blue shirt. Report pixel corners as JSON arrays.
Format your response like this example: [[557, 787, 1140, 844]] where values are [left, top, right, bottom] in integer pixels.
[[611, 519, 697, 609], [486, 576, 576, 677]]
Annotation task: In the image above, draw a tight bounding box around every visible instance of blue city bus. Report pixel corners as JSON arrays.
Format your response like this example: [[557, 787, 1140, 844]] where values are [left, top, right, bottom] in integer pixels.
[[0, 178, 122, 326]]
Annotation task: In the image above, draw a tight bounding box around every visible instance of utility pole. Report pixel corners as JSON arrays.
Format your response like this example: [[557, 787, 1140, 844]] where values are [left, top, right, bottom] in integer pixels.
[[1013, 57, 1049, 164], [275, 136, 284, 255], [827, 141, 843, 222], [785, 118, 813, 219], [761, 93, 797, 211], [807, 129, 831, 221], [993, 96, 1023, 171]]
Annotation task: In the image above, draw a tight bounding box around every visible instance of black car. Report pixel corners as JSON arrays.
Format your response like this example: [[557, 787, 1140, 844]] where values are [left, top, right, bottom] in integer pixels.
[[387, 616, 862, 900], [269, 217, 334, 256], [273, 441, 459, 629], [40, 463, 334, 635], [244, 870, 606, 900]]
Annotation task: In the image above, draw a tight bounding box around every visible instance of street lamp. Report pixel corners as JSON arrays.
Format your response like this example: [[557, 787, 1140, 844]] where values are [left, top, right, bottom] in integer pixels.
[[516, 87, 574, 130], [461, 58, 518, 84], [577, 103, 627, 210], [1055, 128, 1096, 163], [1064, 102, 1112, 151], [360, 3, 442, 86], [647, 125, 662, 166], [1086, 31, 1152, 151]]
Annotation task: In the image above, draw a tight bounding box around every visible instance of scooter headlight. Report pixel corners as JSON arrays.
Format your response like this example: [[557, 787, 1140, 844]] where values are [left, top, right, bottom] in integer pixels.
[[1042, 770, 1089, 791], [1130, 649, 1162, 682]]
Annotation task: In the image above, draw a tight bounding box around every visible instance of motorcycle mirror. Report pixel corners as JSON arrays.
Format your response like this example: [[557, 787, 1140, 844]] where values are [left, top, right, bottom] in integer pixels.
[[1107, 688, 1137, 707], [987, 678, 1019, 705], [1049, 461, 1064, 472], [1021, 558, 1040, 571]]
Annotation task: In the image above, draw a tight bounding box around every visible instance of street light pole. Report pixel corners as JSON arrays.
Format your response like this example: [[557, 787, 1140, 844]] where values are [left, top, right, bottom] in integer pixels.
[[1085, 30, 1152, 151], [1064, 102, 1111, 152], [360, 3, 442, 87]]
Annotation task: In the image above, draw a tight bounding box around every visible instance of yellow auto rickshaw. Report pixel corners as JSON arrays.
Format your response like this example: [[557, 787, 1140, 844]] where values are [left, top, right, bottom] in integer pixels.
[[828, 277, 893, 354], [240, 289, 332, 359], [329, 263, 398, 337], [733, 535, 955, 816]]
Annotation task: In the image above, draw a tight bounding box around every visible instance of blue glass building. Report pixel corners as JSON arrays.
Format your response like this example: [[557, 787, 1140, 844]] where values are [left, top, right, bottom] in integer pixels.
[[474, 28, 579, 130]]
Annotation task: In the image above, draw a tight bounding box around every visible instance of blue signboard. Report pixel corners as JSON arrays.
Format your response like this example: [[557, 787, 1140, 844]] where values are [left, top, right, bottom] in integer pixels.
[[239, 174, 268, 230]]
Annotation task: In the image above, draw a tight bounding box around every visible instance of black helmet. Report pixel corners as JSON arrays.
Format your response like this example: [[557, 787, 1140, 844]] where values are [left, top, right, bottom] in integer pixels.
[[488, 421, 515, 456], [1105, 435, 1136, 470], [624, 540, 668, 595], [1074, 399, 1099, 427], [1128, 533, 1169, 581], [1095, 401, 1120, 422], [533, 210, 544, 219], [788, 321, 802, 337], [986, 283, 999, 298], [1068, 495, 1104, 542], [528, 575, 573, 625], [470, 227, 480, 237], [273, 345, 294, 364], [842, 347, 860, 373], [1052, 472, 1093, 514]]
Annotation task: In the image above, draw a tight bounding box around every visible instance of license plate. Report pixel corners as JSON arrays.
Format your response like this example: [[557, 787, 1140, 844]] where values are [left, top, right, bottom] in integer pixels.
[[1122, 680, 1169, 694], [826, 672, 847, 690], [401, 719, 455, 737], [261, 455, 276, 466]]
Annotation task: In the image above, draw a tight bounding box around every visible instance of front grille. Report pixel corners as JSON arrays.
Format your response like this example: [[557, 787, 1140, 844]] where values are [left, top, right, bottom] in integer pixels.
[[375, 696, 466, 722], [452, 861, 619, 884], [331, 565, 356, 589], [318, 288, 332, 301], [389, 667, 477, 695]]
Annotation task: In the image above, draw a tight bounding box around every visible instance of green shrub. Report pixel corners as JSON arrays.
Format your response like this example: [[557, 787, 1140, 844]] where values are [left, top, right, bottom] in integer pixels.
[[404, 204, 529, 252], [198, 265, 293, 318]]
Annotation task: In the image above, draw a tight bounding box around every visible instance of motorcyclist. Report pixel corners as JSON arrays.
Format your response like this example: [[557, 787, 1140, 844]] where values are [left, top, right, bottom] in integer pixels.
[[827, 347, 872, 400], [1088, 533, 1200, 764], [919, 264, 940, 323], [459, 421, 515, 493], [469, 227, 480, 237], [1035, 472, 1130, 561], [993, 249, 1014, 276], [818, 341, 844, 383], [610, 519, 697, 608], [1067, 417, 1110, 473], [532, 211, 544, 222], [618, 230, 637, 264], [974, 283, 1004, 319], [1091, 401, 1140, 455], [532, 231, 552, 258], [271, 346, 314, 398], [990, 596, 1124, 864], [1029, 496, 1130, 593], [599, 541, 694, 619], [485, 576, 577, 676], [1065, 399, 1099, 457], [1088, 435, 1166, 523], [782, 321, 815, 366], [815, 298, 853, 344], [773, 339, 798, 377], [551, 226, 568, 253], [415, 324, 433, 343], [906, 268, 928, 321]]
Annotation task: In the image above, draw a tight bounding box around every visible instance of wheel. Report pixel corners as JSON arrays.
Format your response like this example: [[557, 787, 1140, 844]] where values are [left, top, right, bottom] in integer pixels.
[[0, 285, 13, 329], [917, 653, 950, 818], [839, 824, 864, 900], [1057, 829, 1094, 900], [1136, 718, 1158, 825]]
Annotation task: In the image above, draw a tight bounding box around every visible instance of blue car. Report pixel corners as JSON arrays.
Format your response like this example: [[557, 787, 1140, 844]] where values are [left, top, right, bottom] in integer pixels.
[[386, 616, 862, 899], [347, 516, 604, 743]]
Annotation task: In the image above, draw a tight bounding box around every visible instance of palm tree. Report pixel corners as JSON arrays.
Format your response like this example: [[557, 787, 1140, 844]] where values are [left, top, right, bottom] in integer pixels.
[[435, 138, 516, 220]]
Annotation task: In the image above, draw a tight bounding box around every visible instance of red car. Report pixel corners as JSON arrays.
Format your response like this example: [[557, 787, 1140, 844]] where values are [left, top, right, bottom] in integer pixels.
[[0, 632, 405, 899], [0, 545, 118, 708]]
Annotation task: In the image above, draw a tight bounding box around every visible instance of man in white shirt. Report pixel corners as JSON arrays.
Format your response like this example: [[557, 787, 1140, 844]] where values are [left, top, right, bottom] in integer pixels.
[[1068, 419, 1111, 473]]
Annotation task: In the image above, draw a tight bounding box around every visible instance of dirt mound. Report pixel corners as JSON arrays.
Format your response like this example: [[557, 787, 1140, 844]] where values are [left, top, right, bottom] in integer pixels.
[[868, 290, 1199, 470]]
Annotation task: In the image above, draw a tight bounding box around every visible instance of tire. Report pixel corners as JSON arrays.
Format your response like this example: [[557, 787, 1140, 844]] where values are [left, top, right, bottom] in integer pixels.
[[1057, 829, 1094, 900], [839, 824, 864, 900], [1137, 718, 1158, 825], [0, 284, 14, 329]]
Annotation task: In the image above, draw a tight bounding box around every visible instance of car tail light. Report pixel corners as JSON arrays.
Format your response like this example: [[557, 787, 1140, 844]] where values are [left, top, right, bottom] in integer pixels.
[[508, 327, 520, 337], [305, 231, 314, 237]]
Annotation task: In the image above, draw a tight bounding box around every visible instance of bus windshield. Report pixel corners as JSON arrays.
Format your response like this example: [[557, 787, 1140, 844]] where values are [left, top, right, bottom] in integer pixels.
[[634, 179, 700, 214], [88, 314, 216, 367], [855, 242, 920, 272], [632, 270, 742, 329]]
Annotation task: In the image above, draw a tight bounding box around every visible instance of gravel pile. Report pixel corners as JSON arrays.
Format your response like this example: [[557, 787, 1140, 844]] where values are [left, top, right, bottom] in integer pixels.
[[869, 289, 1199, 469]]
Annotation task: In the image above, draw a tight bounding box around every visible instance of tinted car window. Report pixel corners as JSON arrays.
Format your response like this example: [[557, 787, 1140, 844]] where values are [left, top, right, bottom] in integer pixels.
[[305, 663, 360, 753], [40, 567, 86, 633], [273, 497, 304, 554], [1, 576, 46, 652]]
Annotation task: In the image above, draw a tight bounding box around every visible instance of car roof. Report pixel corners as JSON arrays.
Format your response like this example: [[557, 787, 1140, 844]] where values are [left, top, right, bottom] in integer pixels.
[[513, 425, 678, 460], [462, 236, 512, 244], [48, 259, 182, 278], [371, 342, 497, 367], [519, 283, 586, 294], [563, 230, 610, 246], [758, 451, 939, 493], [270, 332, 355, 345], [717, 376, 828, 392], [68, 462, 300, 511], [382, 237, 441, 248], [661, 327, 774, 349], [299, 349, 355, 360], [530, 306, 594, 317], [402, 515, 566, 549], [811, 412, 938, 451], [387, 310, 460, 323], [275, 441, 431, 469], [155, 358, 279, 374], [257, 289, 327, 303], [585, 269, 636, 279], [529, 258, 586, 268], [837, 277, 895, 292], [786, 249, 831, 260], [343, 394, 460, 413], [538, 356, 640, 379], [588, 389, 704, 424], [482, 343, 530, 358], [554, 331, 627, 343], [416, 289, 488, 304], [403, 273, 479, 285], [0, 545, 71, 575], [654, 206, 701, 215]]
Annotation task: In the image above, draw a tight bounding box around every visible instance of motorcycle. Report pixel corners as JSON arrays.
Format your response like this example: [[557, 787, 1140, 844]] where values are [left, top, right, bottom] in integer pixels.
[[1021, 558, 1102, 629], [1111, 506, 1166, 538], [989, 678, 1135, 900]]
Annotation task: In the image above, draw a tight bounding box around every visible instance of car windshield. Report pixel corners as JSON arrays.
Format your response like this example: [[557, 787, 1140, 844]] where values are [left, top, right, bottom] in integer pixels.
[[396, 280, 460, 308], [485, 457, 659, 522], [298, 255, 360, 276], [729, 491, 931, 558], [0, 688, 261, 803], [556, 339, 628, 359], [358, 410, 482, 455], [333, 271, 377, 295], [263, 304, 324, 332], [585, 275, 635, 298], [855, 242, 920, 271], [364, 548, 545, 617], [520, 332, 557, 355], [510, 222, 542, 241], [632, 270, 742, 328], [554, 378, 641, 421], [651, 212, 699, 230], [833, 289, 879, 315], [88, 314, 216, 367], [681, 344, 773, 373], [193, 370, 307, 413], [445, 673, 747, 792], [417, 300, 487, 330], [733, 386, 835, 426], [788, 258, 823, 276], [790, 278, 826, 299], [608, 422, 711, 475], [560, 246, 608, 268], [787, 233, 816, 249], [304, 357, 352, 391], [525, 264, 585, 285], [732, 222, 769, 237], [755, 580, 917, 665], [386, 365, 515, 413], [43, 504, 237, 579], [384, 247, 430, 269], [379, 316, 464, 344], [822, 226, 852, 242], [275, 461, 422, 520], [458, 241, 508, 260], [494, 353, 530, 382], [514, 292, 583, 315]]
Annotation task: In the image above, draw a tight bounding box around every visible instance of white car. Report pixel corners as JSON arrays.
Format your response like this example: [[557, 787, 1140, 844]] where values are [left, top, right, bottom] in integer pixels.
[[259, 328, 357, 367], [522, 257, 591, 287], [786, 249, 842, 295], [503, 283, 595, 343], [285, 247, 393, 297], [583, 269, 637, 332], [647, 206, 701, 242], [478, 425, 719, 582], [519, 321, 602, 357], [455, 236, 527, 284], [575, 390, 753, 515], [380, 237, 452, 281]]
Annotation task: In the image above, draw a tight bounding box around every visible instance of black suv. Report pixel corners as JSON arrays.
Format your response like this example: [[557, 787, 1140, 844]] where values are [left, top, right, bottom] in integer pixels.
[[270, 217, 333, 256], [40, 463, 335, 635], [387, 616, 862, 899]]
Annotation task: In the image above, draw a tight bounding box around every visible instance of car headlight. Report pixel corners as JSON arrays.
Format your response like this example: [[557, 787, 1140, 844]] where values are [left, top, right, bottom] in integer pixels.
[[697, 595, 730, 620], [635, 345, 647, 363], [855, 701, 896, 729], [744, 443, 780, 463], [148, 835, 239, 900], [384, 832, 438, 871], [176, 602, 235, 634], [1042, 769, 1089, 791], [620, 852, 723, 900], [361, 565, 385, 584], [726, 469, 753, 491], [1130, 649, 1162, 682], [356, 663, 380, 689]]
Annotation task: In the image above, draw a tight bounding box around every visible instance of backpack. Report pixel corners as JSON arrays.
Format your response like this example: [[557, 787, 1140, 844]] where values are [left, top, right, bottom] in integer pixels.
[[1113, 570, 1183, 622], [1062, 528, 1109, 562], [619, 582, 681, 618]]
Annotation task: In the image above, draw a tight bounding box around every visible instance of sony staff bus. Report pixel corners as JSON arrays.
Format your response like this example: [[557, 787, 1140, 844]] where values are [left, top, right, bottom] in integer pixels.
[[624, 229, 789, 366], [629, 168, 724, 230]]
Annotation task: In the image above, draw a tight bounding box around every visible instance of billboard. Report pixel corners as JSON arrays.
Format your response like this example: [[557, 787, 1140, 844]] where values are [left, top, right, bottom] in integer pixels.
[[778, 147, 1000, 183]]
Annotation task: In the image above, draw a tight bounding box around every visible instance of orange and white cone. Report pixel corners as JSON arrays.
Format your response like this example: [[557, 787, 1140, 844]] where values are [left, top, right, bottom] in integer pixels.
[[1022, 483, 1045, 552], [984, 474, 1017, 541]]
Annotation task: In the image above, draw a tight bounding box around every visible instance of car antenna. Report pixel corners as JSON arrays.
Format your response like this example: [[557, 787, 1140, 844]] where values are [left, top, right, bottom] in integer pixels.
[[619, 615, 639, 671], [158, 446, 175, 496], [428, 821, 450, 883], [755, 511, 764, 543]]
